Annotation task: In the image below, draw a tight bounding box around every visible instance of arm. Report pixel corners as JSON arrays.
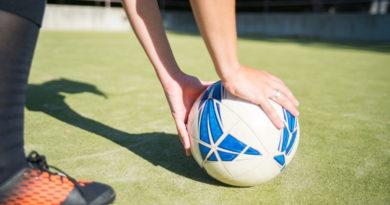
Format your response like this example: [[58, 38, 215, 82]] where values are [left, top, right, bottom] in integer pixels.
[[122, 0, 179, 89], [189, 0, 299, 129], [122, 0, 209, 155]]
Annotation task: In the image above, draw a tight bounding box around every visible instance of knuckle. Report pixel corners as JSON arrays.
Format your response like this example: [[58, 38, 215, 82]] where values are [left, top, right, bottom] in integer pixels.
[[274, 77, 283, 84], [254, 94, 267, 105]]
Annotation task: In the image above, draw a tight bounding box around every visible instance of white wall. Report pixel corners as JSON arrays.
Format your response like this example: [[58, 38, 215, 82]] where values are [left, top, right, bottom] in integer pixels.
[[42, 5, 130, 31], [42, 5, 390, 42], [164, 11, 390, 42]]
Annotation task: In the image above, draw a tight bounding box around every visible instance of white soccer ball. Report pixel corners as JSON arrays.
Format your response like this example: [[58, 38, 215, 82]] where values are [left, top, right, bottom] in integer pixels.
[[187, 81, 300, 186]]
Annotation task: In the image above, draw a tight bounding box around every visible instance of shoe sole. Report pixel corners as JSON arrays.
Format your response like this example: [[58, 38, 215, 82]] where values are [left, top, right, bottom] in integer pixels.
[[90, 188, 116, 205]]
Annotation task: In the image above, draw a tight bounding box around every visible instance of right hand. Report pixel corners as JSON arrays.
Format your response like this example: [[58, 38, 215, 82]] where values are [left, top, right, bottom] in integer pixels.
[[163, 73, 213, 156], [221, 65, 299, 129]]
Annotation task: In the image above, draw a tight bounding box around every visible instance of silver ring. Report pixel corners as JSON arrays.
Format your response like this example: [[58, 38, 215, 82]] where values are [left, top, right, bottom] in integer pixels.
[[272, 90, 281, 101]]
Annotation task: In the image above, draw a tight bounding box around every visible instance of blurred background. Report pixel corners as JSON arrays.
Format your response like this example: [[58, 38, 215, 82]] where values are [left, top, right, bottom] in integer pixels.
[[27, 1, 389, 204], [42, 0, 390, 41]]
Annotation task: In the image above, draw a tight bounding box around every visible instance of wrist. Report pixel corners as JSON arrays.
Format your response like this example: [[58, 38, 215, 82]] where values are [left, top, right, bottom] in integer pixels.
[[219, 64, 252, 96], [158, 67, 187, 93], [217, 62, 242, 83]]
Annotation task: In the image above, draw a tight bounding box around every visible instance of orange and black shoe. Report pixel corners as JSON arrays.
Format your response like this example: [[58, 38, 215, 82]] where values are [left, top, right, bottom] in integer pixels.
[[0, 151, 115, 205]]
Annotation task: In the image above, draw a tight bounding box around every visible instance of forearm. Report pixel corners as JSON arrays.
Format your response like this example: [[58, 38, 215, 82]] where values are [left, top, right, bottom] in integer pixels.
[[189, 0, 240, 81], [122, 0, 182, 89]]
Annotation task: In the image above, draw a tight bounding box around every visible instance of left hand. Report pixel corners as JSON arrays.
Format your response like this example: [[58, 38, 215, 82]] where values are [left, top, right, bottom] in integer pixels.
[[221, 65, 299, 129]]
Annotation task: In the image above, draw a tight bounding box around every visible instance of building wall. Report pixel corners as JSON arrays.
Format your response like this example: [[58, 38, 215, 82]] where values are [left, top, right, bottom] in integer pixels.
[[164, 11, 390, 42], [42, 5, 130, 31], [42, 5, 390, 42]]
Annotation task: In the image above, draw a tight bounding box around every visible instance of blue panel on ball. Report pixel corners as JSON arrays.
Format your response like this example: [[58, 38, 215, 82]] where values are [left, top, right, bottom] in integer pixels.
[[286, 130, 297, 155], [199, 144, 211, 160], [208, 152, 218, 161], [208, 100, 223, 143], [284, 109, 296, 132], [219, 134, 246, 154], [281, 127, 290, 152], [199, 86, 212, 108], [197, 81, 268, 162], [217, 150, 238, 161], [274, 154, 285, 166], [244, 147, 261, 155], [216, 103, 222, 122], [212, 81, 222, 101], [199, 101, 211, 144]]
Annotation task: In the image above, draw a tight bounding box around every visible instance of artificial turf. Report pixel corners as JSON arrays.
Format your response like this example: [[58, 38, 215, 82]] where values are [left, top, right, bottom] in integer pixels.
[[25, 31, 390, 204]]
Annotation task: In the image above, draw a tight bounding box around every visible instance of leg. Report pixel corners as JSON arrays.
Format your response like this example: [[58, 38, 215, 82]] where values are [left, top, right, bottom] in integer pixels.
[[0, 9, 116, 205], [0, 9, 39, 183]]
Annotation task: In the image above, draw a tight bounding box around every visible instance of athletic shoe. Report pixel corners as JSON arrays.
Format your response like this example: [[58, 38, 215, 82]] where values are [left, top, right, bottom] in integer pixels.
[[0, 151, 115, 205]]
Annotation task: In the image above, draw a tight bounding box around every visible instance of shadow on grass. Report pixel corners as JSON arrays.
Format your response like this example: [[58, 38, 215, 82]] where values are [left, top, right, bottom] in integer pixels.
[[167, 30, 390, 53], [26, 78, 222, 186]]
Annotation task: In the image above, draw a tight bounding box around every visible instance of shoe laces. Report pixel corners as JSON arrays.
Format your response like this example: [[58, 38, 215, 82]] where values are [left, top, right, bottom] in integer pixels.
[[26, 151, 85, 197]]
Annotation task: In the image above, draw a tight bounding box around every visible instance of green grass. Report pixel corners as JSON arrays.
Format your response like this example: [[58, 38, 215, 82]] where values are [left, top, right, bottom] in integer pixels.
[[26, 31, 390, 204]]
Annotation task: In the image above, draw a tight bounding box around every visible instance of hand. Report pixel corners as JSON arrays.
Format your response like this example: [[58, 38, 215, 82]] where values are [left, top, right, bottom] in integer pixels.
[[222, 65, 299, 129], [163, 73, 213, 156]]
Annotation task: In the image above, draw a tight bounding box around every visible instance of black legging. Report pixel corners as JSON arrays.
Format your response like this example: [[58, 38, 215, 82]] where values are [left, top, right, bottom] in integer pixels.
[[0, 9, 40, 183]]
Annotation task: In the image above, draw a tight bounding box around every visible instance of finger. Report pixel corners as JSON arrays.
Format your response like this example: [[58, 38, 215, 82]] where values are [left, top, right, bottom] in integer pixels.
[[259, 100, 284, 129], [273, 82, 299, 107], [176, 121, 192, 156], [267, 74, 300, 106], [271, 92, 299, 117]]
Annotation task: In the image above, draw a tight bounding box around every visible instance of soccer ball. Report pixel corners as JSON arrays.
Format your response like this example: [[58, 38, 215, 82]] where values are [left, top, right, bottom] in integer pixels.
[[187, 81, 299, 186]]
